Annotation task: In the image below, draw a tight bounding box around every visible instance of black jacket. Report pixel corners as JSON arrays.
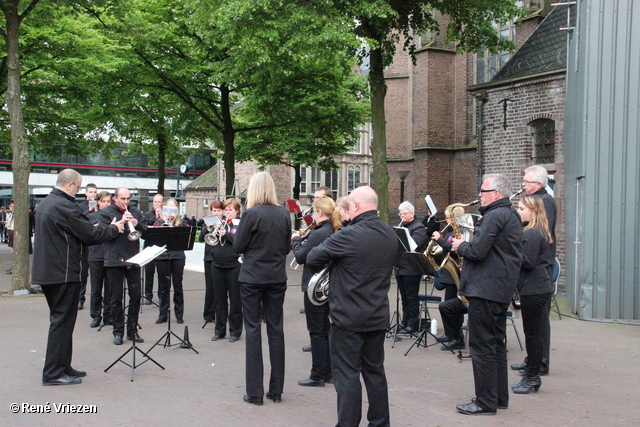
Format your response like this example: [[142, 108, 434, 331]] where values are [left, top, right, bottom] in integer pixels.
[[199, 219, 241, 268], [518, 227, 554, 296], [395, 218, 428, 276], [98, 203, 147, 267], [306, 210, 398, 332], [87, 210, 106, 262], [533, 187, 557, 272], [456, 198, 523, 304], [292, 220, 335, 292], [32, 188, 119, 285], [233, 204, 291, 284], [434, 229, 461, 284]]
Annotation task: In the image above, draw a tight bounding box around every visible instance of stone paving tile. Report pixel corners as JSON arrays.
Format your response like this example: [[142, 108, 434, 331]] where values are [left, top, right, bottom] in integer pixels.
[[1, 243, 640, 426]]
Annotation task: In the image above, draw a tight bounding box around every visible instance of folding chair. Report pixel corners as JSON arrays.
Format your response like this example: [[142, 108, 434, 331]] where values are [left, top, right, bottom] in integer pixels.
[[551, 258, 562, 319]]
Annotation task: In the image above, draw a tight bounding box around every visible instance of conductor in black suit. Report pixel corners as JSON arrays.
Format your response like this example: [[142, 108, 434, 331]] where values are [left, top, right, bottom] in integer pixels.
[[233, 172, 291, 406], [33, 169, 123, 386]]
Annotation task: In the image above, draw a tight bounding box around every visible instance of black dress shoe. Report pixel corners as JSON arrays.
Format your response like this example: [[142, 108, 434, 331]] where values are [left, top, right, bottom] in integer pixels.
[[42, 374, 82, 386], [78, 302, 84, 310], [113, 335, 123, 345], [441, 339, 465, 351], [512, 375, 542, 394], [65, 368, 87, 378], [519, 368, 548, 376], [155, 317, 167, 324], [143, 298, 153, 305], [302, 344, 312, 352], [511, 361, 527, 370], [211, 334, 225, 341], [243, 395, 263, 406], [266, 392, 282, 403], [298, 377, 325, 387], [127, 333, 144, 343], [325, 378, 334, 384], [299, 308, 305, 314], [456, 402, 496, 415], [176, 318, 184, 324], [90, 317, 101, 328], [438, 334, 452, 343], [472, 397, 507, 410], [229, 336, 240, 342]]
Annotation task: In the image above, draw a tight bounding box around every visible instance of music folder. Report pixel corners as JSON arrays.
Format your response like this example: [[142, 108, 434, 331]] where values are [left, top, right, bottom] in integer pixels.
[[126, 245, 167, 267], [144, 226, 197, 251], [394, 228, 438, 277]]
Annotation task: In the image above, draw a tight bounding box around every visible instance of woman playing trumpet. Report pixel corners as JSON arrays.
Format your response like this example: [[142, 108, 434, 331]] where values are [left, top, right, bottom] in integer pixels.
[[199, 201, 224, 323], [292, 196, 342, 387]]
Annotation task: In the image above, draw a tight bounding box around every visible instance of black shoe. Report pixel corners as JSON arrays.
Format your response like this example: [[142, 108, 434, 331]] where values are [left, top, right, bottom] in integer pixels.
[[155, 317, 167, 324], [403, 326, 417, 334], [78, 302, 84, 310], [127, 333, 144, 343], [42, 374, 82, 386], [90, 317, 101, 328], [519, 368, 548, 376], [211, 334, 225, 341], [143, 298, 153, 305], [456, 402, 496, 415], [302, 344, 312, 352], [298, 377, 325, 387], [104, 320, 113, 326], [266, 392, 282, 403], [441, 339, 465, 351], [512, 376, 542, 394], [243, 395, 263, 406], [325, 378, 334, 384], [438, 334, 452, 343], [299, 308, 305, 314], [113, 335, 123, 345], [176, 318, 184, 324], [472, 397, 507, 410], [65, 368, 87, 378], [229, 336, 240, 342], [511, 361, 527, 370]]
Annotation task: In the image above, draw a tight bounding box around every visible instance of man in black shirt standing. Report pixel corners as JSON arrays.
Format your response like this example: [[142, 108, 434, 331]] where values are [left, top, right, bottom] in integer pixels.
[[307, 186, 397, 427]]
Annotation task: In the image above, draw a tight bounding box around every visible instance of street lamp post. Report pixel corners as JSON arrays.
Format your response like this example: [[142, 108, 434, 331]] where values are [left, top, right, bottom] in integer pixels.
[[396, 170, 410, 204]]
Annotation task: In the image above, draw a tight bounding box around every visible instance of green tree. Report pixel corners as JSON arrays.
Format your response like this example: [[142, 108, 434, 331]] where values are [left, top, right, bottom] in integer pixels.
[[333, 0, 523, 221]]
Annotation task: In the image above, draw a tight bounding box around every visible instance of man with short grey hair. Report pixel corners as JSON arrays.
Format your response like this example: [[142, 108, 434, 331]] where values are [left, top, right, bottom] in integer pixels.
[[451, 173, 522, 415]]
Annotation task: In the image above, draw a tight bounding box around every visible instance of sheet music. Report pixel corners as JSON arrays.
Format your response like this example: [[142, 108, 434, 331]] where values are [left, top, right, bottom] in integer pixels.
[[394, 227, 418, 252], [203, 215, 222, 227], [126, 245, 167, 266]]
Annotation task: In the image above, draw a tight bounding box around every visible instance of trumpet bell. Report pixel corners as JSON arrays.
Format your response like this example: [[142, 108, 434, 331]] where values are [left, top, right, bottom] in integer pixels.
[[127, 221, 141, 241], [307, 267, 330, 306], [204, 233, 219, 246]]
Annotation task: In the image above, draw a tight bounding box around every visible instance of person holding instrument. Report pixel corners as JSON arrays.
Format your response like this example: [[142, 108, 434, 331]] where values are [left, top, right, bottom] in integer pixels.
[[292, 196, 342, 388], [233, 172, 291, 406], [200, 200, 224, 324], [88, 191, 114, 328], [154, 198, 189, 325], [512, 195, 554, 394], [210, 198, 243, 342]]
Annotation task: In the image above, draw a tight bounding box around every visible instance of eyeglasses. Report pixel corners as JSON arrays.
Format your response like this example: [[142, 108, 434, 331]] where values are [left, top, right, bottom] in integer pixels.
[[479, 189, 497, 193], [69, 182, 81, 189], [522, 180, 540, 185]]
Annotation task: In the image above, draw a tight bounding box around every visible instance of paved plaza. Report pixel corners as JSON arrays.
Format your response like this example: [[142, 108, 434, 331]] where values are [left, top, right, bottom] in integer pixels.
[[1, 243, 639, 426]]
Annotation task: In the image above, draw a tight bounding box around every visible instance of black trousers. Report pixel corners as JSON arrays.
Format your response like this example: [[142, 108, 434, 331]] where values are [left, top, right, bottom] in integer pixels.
[[396, 274, 421, 330], [241, 281, 286, 397], [42, 282, 81, 381], [541, 291, 552, 371], [203, 260, 215, 321], [439, 295, 467, 338], [330, 326, 390, 427], [156, 258, 185, 320], [520, 292, 551, 377], [78, 260, 89, 305], [107, 266, 141, 337], [144, 260, 156, 302], [467, 297, 510, 412], [212, 265, 242, 338], [89, 261, 110, 323], [303, 292, 331, 381]]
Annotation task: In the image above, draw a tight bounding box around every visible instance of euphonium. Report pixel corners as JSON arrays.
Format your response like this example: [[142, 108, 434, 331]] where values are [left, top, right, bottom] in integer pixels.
[[307, 266, 330, 305]]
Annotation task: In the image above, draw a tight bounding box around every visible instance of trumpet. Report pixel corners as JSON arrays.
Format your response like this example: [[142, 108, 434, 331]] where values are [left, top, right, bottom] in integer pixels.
[[204, 216, 226, 246], [124, 207, 142, 241]]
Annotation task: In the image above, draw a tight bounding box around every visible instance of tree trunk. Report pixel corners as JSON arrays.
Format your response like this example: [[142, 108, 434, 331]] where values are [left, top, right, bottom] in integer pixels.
[[220, 85, 236, 196], [157, 131, 166, 195], [368, 47, 390, 223], [292, 164, 302, 229], [1, 2, 32, 291]]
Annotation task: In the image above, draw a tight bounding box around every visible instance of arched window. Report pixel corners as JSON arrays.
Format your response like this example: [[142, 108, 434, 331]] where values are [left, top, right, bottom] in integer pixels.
[[530, 119, 555, 164], [347, 165, 361, 193]]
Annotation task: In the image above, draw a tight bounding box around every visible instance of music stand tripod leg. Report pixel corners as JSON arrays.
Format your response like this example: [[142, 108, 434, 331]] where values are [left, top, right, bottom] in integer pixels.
[[147, 286, 199, 355]]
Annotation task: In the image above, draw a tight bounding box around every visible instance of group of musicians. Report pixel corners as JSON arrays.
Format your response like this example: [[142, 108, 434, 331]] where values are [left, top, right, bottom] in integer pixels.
[[34, 165, 556, 425]]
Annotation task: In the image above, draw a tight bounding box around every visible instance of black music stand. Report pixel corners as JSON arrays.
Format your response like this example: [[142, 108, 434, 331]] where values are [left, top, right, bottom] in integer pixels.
[[104, 246, 168, 381], [144, 227, 199, 355]]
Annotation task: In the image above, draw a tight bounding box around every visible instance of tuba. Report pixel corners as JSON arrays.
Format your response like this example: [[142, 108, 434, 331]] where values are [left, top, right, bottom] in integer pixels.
[[307, 266, 330, 305]]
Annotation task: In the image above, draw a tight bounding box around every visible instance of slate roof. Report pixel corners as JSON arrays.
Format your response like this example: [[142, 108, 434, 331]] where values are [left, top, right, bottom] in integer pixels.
[[185, 166, 218, 190], [491, 4, 576, 82]]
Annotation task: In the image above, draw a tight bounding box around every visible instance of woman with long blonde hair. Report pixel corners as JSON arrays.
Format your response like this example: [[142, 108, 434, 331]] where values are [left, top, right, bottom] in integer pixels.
[[513, 194, 554, 394], [233, 172, 291, 405], [291, 196, 341, 387]]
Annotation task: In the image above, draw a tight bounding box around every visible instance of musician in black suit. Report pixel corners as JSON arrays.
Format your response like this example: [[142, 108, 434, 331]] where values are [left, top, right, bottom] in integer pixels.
[[395, 201, 428, 334], [233, 172, 291, 406], [142, 193, 164, 305], [307, 186, 397, 427], [88, 191, 114, 328], [452, 174, 523, 415], [33, 169, 122, 386], [199, 200, 224, 324]]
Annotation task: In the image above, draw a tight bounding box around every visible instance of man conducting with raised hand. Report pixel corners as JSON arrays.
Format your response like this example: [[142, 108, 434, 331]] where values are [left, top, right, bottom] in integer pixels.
[[307, 186, 397, 427], [33, 169, 123, 386]]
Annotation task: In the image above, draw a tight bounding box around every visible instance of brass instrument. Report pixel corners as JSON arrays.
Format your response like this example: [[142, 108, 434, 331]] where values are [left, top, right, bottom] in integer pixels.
[[510, 188, 525, 200], [124, 207, 142, 241], [204, 216, 226, 246], [307, 266, 330, 305]]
